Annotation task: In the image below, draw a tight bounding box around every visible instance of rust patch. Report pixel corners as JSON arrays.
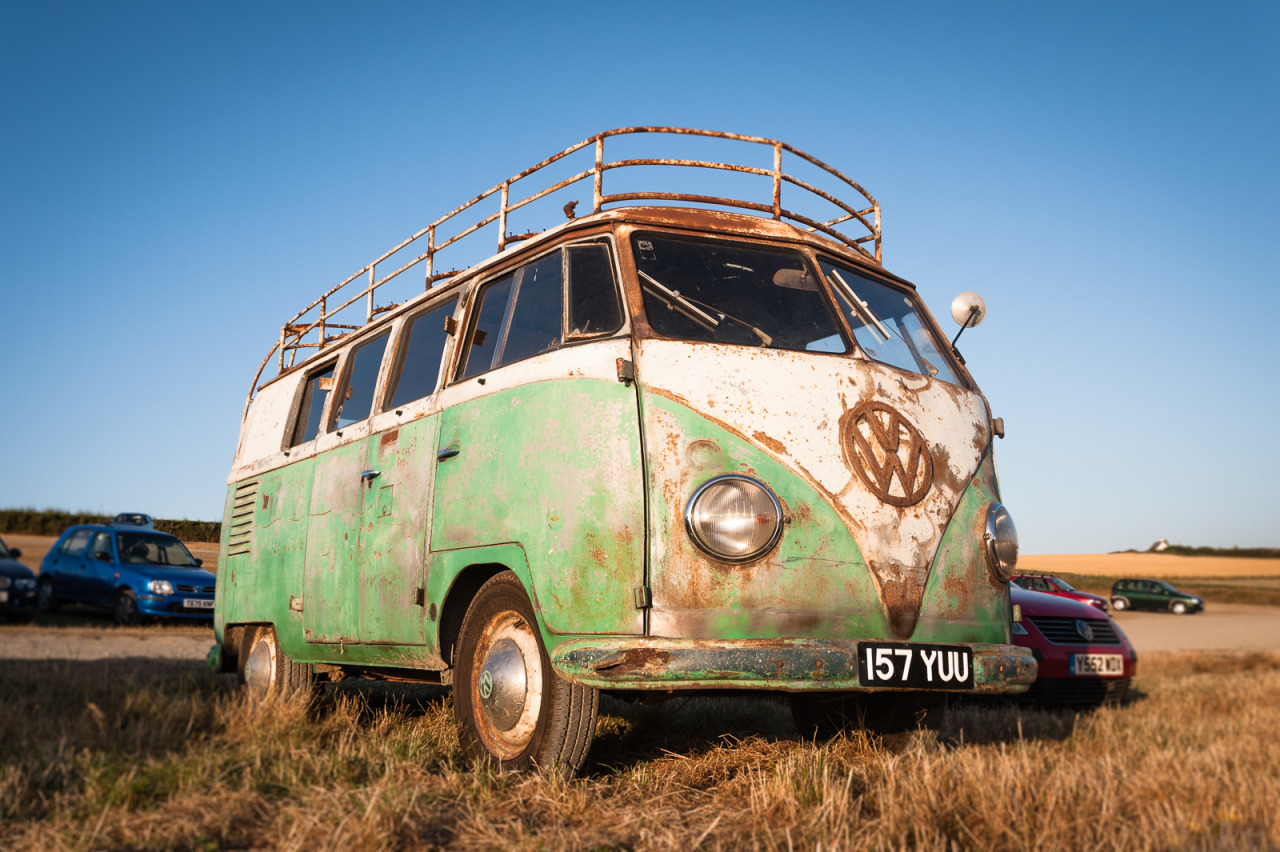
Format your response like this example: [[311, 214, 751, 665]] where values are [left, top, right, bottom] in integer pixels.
[[379, 429, 399, 448], [751, 430, 787, 455], [593, 648, 673, 676]]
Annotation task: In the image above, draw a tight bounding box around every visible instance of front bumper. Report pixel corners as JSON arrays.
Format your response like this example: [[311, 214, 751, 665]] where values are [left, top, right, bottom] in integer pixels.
[[551, 638, 1036, 694]]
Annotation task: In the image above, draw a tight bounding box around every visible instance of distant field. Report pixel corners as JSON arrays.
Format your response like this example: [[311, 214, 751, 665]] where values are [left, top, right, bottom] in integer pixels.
[[1020, 552, 1280, 578]]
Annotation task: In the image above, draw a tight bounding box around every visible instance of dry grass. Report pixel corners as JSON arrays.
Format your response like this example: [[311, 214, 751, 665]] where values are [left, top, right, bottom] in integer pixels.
[[3, 653, 1279, 850]]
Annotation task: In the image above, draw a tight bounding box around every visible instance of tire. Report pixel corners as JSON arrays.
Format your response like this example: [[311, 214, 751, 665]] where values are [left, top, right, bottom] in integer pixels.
[[37, 578, 61, 613], [238, 626, 315, 701], [113, 589, 141, 626], [791, 692, 947, 739], [1111, 597, 1128, 612], [1171, 600, 1188, 615], [453, 572, 598, 777]]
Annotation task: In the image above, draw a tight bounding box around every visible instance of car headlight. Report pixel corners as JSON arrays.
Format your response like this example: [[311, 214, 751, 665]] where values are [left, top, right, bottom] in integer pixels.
[[148, 579, 175, 596], [685, 475, 783, 563], [983, 502, 1018, 581], [16, 578, 36, 590], [1011, 622, 1029, 636]]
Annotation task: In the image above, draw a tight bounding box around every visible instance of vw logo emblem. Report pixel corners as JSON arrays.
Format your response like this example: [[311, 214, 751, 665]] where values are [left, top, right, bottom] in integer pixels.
[[479, 669, 494, 699], [1075, 619, 1095, 642], [841, 401, 934, 507]]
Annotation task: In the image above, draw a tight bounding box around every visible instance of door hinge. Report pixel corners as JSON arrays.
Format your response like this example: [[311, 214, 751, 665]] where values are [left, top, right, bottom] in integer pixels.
[[414, 587, 426, 607], [616, 358, 635, 385], [633, 585, 652, 609]]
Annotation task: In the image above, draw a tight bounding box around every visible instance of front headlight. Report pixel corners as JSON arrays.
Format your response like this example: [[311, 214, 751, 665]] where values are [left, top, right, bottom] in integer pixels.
[[685, 475, 783, 563], [983, 502, 1018, 581], [16, 578, 36, 590], [148, 579, 175, 596]]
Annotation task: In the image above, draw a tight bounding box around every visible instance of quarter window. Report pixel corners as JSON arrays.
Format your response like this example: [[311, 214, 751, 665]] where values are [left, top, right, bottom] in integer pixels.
[[566, 244, 623, 338], [331, 333, 390, 430], [457, 252, 564, 380], [59, 529, 93, 557], [87, 532, 112, 561], [385, 297, 458, 409], [290, 363, 336, 447]]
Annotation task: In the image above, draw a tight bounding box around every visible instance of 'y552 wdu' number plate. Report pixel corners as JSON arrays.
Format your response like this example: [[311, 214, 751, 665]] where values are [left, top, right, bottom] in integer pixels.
[[857, 642, 975, 689]]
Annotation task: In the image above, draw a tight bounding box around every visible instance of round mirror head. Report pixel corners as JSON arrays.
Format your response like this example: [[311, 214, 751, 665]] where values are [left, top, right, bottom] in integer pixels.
[[951, 291, 988, 327]]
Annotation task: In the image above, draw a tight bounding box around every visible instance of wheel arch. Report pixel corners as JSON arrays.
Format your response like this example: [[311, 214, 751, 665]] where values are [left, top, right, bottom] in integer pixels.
[[437, 563, 513, 669]]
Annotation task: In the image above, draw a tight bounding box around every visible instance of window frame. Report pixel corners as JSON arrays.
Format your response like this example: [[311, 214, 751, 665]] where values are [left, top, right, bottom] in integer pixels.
[[287, 356, 341, 448], [325, 330, 392, 433], [381, 293, 461, 412]]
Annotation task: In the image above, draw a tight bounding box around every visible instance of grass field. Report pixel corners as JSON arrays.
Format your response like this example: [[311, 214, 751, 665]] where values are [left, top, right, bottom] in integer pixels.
[[2, 652, 1278, 850]]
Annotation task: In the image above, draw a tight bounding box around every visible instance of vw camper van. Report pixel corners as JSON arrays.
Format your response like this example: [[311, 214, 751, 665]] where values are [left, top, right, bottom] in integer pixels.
[[211, 128, 1034, 775]]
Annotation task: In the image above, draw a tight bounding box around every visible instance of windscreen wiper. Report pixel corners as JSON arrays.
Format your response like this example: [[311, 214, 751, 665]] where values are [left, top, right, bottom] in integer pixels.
[[638, 270, 721, 333], [827, 269, 892, 344]]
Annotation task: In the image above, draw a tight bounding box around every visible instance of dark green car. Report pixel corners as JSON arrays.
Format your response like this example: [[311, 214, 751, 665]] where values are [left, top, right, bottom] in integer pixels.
[[1111, 579, 1204, 614]]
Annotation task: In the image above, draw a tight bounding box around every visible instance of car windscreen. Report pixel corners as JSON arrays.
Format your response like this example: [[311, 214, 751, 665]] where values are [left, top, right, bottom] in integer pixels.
[[632, 233, 848, 353], [117, 533, 200, 567], [817, 259, 962, 385]]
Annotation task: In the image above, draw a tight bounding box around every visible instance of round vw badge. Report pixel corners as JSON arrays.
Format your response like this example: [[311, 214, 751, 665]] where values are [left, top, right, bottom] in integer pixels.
[[841, 401, 934, 507], [1075, 619, 1095, 642], [479, 669, 494, 699]]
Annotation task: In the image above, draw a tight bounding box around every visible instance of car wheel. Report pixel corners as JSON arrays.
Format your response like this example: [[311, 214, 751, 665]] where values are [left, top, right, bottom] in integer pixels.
[[238, 626, 315, 701], [1111, 597, 1128, 611], [1171, 600, 1188, 615], [791, 692, 947, 739], [37, 578, 61, 613], [113, 589, 141, 626], [453, 572, 598, 777]]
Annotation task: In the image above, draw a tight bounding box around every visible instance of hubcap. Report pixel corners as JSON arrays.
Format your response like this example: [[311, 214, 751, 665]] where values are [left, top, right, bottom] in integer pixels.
[[478, 637, 527, 731], [244, 636, 276, 696], [472, 612, 544, 758]]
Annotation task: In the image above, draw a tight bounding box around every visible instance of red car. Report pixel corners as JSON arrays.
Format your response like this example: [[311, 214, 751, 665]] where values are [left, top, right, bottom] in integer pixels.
[[1011, 586, 1136, 706], [1012, 573, 1109, 611]]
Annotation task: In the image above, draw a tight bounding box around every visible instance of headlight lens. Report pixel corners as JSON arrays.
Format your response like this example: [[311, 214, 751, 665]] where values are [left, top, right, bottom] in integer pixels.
[[685, 475, 783, 563], [1011, 622, 1029, 636], [148, 579, 175, 596], [983, 502, 1018, 581], [16, 578, 36, 590]]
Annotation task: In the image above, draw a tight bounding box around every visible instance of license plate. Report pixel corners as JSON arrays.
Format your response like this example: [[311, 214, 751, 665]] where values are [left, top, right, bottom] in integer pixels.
[[1070, 653, 1124, 676], [184, 598, 215, 610], [858, 642, 975, 689]]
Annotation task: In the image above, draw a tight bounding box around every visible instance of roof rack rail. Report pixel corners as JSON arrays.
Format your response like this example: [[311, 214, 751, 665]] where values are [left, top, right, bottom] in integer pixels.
[[247, 127, 881, 409]]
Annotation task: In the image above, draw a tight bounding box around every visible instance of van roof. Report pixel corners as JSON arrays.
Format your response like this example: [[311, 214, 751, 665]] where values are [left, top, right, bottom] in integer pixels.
[[246, 128, 886, 407]]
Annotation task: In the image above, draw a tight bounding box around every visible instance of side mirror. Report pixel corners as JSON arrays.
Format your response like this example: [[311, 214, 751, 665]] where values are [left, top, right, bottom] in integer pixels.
[[948, 291, 988, 360], [195, 558, 204, 567], [9, 548, 20, 558]]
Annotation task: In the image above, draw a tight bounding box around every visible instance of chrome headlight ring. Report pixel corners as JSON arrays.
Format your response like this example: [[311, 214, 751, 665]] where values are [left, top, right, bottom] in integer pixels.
[[684, 475, 784, 564], [983, 502, 1019, 582]]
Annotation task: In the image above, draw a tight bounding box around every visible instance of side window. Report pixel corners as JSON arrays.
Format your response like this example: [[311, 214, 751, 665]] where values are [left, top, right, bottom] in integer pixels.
[[566, 244, 622, 338], [86, 532, 112, 561], [385, 297, 458, 409], [289, 363, 336, 447], [59, 529, 93, 557], [331, 333, 390, 430], [457, 251, 565, 380]]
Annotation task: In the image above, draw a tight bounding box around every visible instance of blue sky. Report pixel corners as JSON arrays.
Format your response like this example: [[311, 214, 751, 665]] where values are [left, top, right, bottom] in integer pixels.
[[2, 1, 1277, 554]]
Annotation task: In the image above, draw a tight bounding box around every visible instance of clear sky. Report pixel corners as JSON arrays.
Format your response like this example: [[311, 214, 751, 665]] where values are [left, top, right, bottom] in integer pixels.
[[2, 1, 1277, 554]]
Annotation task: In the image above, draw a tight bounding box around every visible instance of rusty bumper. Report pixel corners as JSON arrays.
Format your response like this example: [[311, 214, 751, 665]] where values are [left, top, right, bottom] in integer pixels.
[[551, 638, 1036, 694]]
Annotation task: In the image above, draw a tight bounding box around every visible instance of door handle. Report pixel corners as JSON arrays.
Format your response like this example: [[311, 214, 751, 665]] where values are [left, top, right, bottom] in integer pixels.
[[360, 469, 382, 483], [437, 446, 460, 462]]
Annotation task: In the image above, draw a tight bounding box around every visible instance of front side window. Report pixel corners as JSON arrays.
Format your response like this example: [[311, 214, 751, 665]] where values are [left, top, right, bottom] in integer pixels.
[[457, 252, 564, 380], [385, 297, 458, 409], [87, 532, 112, 561], [819, 259, 961, 385], [290, 363, 336, 447], [331, 333, 390, 430], [117, 533, 200, 567], [632, 233, 847, 353]]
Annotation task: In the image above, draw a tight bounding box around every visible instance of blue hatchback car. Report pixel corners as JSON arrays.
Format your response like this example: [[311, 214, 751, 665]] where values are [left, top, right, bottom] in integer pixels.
[[38, 522, 216, 625]]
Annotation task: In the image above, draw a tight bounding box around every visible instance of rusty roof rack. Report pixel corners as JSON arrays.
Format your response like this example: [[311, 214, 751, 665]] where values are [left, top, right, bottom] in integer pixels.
[[247, 127, 881, 409]]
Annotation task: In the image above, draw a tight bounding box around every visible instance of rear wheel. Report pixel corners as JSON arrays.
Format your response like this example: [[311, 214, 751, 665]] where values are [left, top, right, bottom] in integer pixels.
[[113, 589, 140, 626], [37, 578, 60, 613], [454, 572, 598, 777], [791, 692, 947, 739], [238, 626, 315, 701], [1111, 597, 1129, 611]]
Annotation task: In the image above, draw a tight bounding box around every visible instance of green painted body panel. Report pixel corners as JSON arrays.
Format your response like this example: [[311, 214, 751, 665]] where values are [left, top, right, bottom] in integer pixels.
[[303, 440, 365, 642], [432, 377, 645, 635]]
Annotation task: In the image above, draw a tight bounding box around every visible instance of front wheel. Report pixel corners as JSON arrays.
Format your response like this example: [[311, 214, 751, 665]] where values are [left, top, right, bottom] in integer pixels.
[[1111, 597, 1129, 612], [453, 572, 598, 777], [1171, 600, 1188, 615], [113, 589, 140, 626], [239, 626, 315, 701], [791, 692, 947, 739]]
